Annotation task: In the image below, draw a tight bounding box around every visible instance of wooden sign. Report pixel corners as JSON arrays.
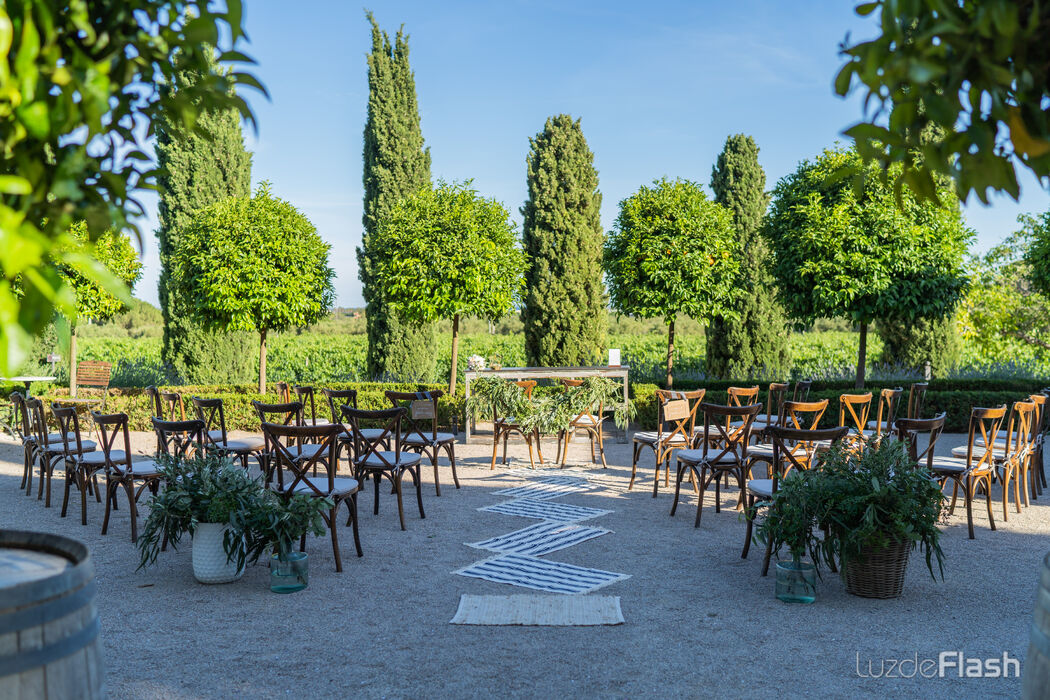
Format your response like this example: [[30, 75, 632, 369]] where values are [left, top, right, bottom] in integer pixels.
[[663, 399, 689, 421], [411, 400, 435, 420]]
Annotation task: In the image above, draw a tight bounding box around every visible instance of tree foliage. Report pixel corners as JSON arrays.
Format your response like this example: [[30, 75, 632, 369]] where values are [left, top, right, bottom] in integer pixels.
[[876, 314, 961, 376], [604, 178, 739, 387], [766, 146, 971, 386], [0, 0, 261, 374], [370, 181, 526, 393], [521, 114, 606, 367], [60, 224, 143, 326], [157, 48, 255, 385], [705, 134, 790, 379], [358, 11, 435, 381], [836, 0, 1050, 203], [1028, 209, 1050, 300], [171, 184, 335, 392]]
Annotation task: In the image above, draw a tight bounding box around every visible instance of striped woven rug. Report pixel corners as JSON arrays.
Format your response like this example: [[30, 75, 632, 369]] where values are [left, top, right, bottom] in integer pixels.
[[492, 481, 592, 501], [454, 553, 630, 594], [467, 521, 610, 556], [478, 498, 612, 523]]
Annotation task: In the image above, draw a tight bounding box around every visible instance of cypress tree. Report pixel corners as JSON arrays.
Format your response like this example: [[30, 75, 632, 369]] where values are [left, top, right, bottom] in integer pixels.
[[157, 50, 255, 384], [358, 12, 435, 381], [521, 115, 606, 367], [705, 134, 791, 378]]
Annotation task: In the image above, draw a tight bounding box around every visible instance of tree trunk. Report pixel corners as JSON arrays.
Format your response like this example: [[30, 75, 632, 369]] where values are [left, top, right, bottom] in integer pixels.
[[449, 313, 460, 396], [69, 327, 78, 398], [258, 329, 268, 395], [666, 316, 676, 390], [855, 322, 868, 390]]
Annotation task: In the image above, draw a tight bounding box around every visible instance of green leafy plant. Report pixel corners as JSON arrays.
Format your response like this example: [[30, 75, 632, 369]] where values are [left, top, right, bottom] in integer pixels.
[[234, 489, 331, 566], [757, 439, 947, 579]]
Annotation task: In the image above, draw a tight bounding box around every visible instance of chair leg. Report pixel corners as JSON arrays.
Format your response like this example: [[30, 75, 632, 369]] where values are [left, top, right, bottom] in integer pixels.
[[490, 432, 500, 470], [502, 432, 509, 465], [80, 470, 90, 525], [101, 480, 114, 536], [60, 466, 73, 518], [652, 455, 662, 498], [328, 507, 342, 573], [373, 471, 381, 515], [394, 473, 407, 531], [984, 474, 997, 532], [694, 467, 708, 528], [596, 427, 607, 469], [742, 495, 754, 559], [670, 458, 685, 516], [348, 493, 363, 557], [526, 438, 536, 469], [535, 430, 544, 464], [446, 443, 460, 488], [628, 444, 641, 490], [125, 481, 139, 543], [555, 430, 564, 465], [431, 450, 441, 498]]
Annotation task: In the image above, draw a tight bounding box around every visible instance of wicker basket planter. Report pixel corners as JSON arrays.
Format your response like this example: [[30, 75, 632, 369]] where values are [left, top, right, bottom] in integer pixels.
[[842, 537, 911, 599]]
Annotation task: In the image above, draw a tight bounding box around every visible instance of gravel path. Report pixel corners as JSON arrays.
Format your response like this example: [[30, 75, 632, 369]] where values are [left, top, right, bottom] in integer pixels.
[[0, 429, 1043, 699]]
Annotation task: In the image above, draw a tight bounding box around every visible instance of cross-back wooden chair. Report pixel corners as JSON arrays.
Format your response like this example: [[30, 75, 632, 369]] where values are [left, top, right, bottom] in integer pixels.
[[68, 360, 111, 409], [25, 398, 95, 507], [727, 385, 760, 407], [252, 400, 308, 482], [555, 379, 608, 469], [792, 380, 812, 402], [929, 405, 1006, 539], [275, 381, 292, 404], [322, 388, 376, 467], [742, 424, 850, 575], [293, 385, 332, 428], [261, 422, 362, 571], [951, 401, 1036, 518], [866, 387, 904, 438], [386, 389, 458, 496], [906, 382, 928, 420], [747, 399, 829, 475], [1028, 393, 1047, 497], [490, 380, 544, 470], [670, 402, 763, 528], [10, 392, 38, 491], [152, 417, 206, 461], [191, 396, 265, 470], [91, 412, 167, 542], [630, 389, 705, 496], [752, 382, 789, 437], [341, 405, 424, 531], [52, 404, 103, 525], [838, 393, 873, 443], [895, 413, 947, 473]]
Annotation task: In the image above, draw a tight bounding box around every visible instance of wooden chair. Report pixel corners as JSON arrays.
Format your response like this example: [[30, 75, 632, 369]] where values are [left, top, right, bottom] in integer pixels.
[[386, 390, 458, 496], [252, 400, 309, 482], [895, 413, 947, 472], [838, 393, 873, 443], [629, 389, 704, 497], [727, 385, 759, 406], [490, 380, 545, 470], [746, 399, 829, 475], [341, 406, 424, 531], [1029, 393, 1047, 496], [10, 392, 38, 491], [752, 382, 789, 436], [293, 385, 333, 427], [275, 382, 292, 404], [792, 381, 812, 402], [145, 387, 193, 453], [742, 424, 850, 575], [670, 402, 762, 528], [323, 388, 381, 467], [52, 405, 104, 526], [929, 405, 1006, 539], [951, 400, 1035, 520], [191, 396, 265, 470], [24, 398, 96, 507], [262, 422, 362, 571], [93, 412, 170, 542], [68, 361, 111, 408], [555, 379, 607, 469], [866, 387, 904, 438], [905, 382, 929, 420]]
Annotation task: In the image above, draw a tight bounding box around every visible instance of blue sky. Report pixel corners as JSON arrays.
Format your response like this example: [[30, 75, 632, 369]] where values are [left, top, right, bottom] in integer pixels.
[[132, 0, 1050, 307]]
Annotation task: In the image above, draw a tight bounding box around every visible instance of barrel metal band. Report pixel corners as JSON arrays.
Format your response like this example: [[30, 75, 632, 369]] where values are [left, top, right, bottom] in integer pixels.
[[1030, 620, 1050, 660], [0, 616, 99, 677], [0, 581, 96, 635]]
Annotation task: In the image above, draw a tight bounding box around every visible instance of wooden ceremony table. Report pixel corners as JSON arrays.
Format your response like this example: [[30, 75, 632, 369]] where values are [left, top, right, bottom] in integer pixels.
[[463, 365, 630, 444]]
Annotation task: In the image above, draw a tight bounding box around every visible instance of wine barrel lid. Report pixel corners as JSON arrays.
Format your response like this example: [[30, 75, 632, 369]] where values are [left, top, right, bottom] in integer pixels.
[[0, 546, 73, 588]]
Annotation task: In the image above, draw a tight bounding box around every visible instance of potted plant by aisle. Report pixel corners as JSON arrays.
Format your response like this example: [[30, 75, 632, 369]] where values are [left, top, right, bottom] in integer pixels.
[[758, 439, 946, 600], [137, 453, 257, 584], [235, 490, 332, 594]]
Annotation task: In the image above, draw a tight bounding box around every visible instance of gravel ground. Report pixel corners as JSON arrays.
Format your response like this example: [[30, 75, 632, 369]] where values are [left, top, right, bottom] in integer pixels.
[[0, 427, 1044, 699]]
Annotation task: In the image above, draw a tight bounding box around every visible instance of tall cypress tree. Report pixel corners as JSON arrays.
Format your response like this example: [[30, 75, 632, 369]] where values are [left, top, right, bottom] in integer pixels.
[[157, 50, 255, 384], [358, 12, 435, 381], [521, 114, 606, 366], [705, 134, 790, 378]]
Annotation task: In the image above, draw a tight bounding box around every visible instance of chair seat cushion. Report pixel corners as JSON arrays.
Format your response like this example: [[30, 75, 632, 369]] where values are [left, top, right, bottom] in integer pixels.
[[79, 449, 125, 465], [219, 436, 266, 452], [120, 459, 161, 477], [676, 448, 739, 465], [54, 439, 97, 454], [207, 429, 224, 442], [747, 444, 776, 459], [357, 450, 422, 468], [570, 415, 601, 426], [950, 445, 1009, 459], [747, 479, 774, 498], [304, 418, 333, 427], [929, 456, 971, 473], [633, 431, 689, 445], [402, 432, 455, 446], [291, 476, 359, 496]]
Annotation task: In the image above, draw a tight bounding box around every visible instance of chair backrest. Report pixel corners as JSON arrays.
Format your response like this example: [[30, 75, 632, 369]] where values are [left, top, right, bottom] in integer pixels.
[[293, 385, 323, 423], [9, 392, 32, 440], [1004, 400, 1036, 462], [90, 411, 134, 471], [698, 402, 762, 464], [792, 380, 812, 402], [145, 386, 162, 418], [191, 396, 228, 446], [323, 388, 358, 424], [766, 424, 850, 487], [765, 383, 789, 424], [76, 361, 111, 389], [1030, 394, 1047, 442], [778, 399, 828, 431], [23, 398, 53, 448], [963, 405, 1008, 471], [51, 404, 88, 458], [151, 417, 206, 460], [251, 400, 304, 427], [838, 393, 873, 433], [873, 387, 904, 436], [727, 385, 759, 407], [516, 380, 537, 398], [386, 389, 442, 442], [654, 389, 705, 444], [340, 405, 406, 468], [906, 382, 929, 420], [275, 382, 291, 404], [146, 387, 185, 421], [560, 379, 603, 425], [260, 422, 341, 496], [895, 413, 947, 471]]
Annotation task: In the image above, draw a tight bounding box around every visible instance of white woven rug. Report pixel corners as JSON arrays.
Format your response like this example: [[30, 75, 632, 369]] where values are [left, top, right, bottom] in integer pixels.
[[467, 521, 610, 556], [450, 594, 624, 626], [478, 498, 612, 523], [492, 482, 592, 501], [454, 553, 630, 594]]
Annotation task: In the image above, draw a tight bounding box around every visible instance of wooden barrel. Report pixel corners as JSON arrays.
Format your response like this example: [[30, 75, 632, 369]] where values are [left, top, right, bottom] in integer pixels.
[[0, 530, 104, 699], [1024, 552, 1050, 698]]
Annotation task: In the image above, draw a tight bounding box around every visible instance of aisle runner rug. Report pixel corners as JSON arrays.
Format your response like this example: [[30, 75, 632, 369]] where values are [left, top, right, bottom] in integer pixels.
[[532, 475, 591, 486], [492, 482, 592, 501], [454, 553, 630, 594], [479, 498, 611, 523], [468, 522, 610, 556], [450, 594, 624, 626]]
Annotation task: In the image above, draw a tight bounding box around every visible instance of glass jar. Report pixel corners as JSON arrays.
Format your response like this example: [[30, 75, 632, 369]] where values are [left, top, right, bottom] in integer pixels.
[[270, 551, 309, 593], [775, 559, 816, 604]]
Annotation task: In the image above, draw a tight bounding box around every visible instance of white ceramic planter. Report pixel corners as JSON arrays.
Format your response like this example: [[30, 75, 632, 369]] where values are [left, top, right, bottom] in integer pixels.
[[191, 523, 245, 584]]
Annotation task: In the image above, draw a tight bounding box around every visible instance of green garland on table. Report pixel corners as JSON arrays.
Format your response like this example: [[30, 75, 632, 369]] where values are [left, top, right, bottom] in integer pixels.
[[466, 376, 634, 435]]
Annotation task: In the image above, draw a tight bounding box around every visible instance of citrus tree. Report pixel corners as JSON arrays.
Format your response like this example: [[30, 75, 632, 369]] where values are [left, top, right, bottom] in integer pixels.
[[0, 0, 261, 375], [766, 147, 972, 388], [604, 178, 738, 388], [171, 184, 335, 393], [368, 181, 525, 395]]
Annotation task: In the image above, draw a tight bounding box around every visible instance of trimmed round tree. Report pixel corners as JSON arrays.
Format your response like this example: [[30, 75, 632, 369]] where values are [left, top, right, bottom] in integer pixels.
[[604, 178, 739, 388], [521, 114, 606, 367], [766, 147, 972, 388], [368, 181, 526, 395], [705, 134, 791, 379], [172, 183, 335, 393], [1027, 209, 1050, 301]]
